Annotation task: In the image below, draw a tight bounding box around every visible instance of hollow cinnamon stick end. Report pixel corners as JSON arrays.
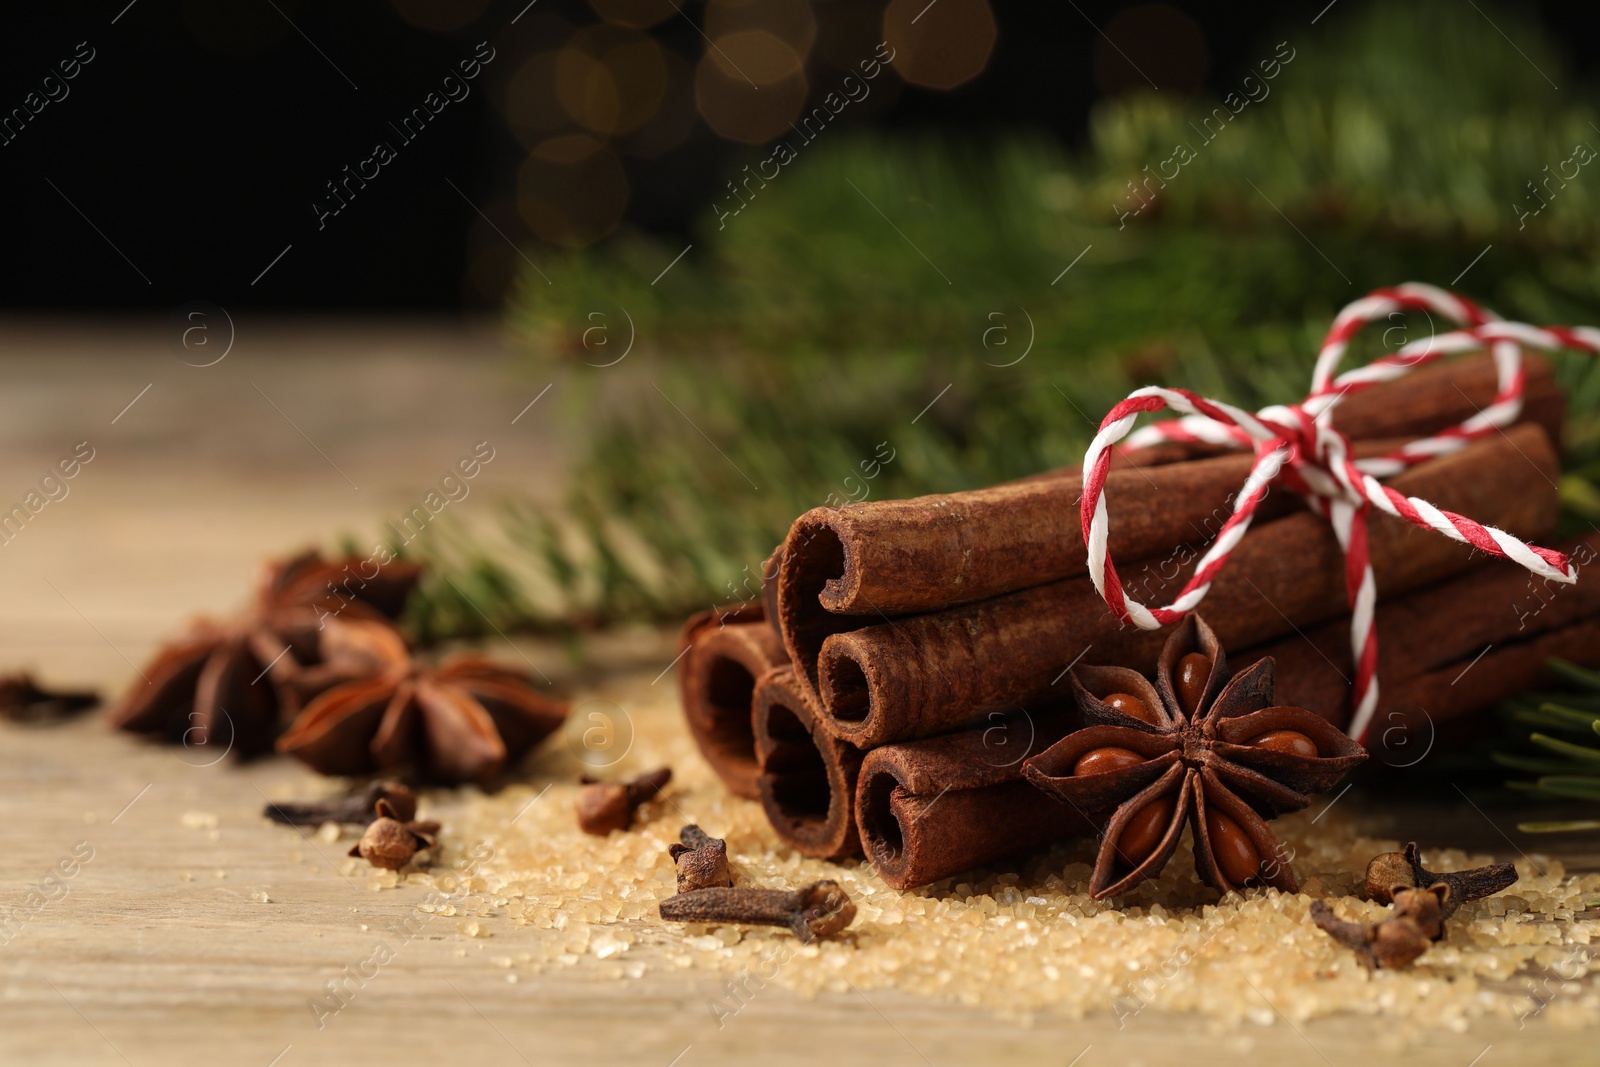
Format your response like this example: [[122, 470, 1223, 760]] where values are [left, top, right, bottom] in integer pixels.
[[855, 765, 922, 890], [775, 511, 854, 710], [815, 629, 894, 747], [753, 667, 863, 860], [677, 605, 782, 801]]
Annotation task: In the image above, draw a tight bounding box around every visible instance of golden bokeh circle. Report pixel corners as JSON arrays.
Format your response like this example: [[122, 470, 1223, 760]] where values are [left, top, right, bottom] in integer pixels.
[[556, 47, 624, 133], [706, 0, 816, 55], [503, 51, 569, 148], [544, 26, 671, 136], [617, 47, 696, 157], [694, 49, 808, 144], [518, 135, 631, 247], [883, 0, 997, 91], [706, 30, 805, 87], [586, 0, 676, 30]]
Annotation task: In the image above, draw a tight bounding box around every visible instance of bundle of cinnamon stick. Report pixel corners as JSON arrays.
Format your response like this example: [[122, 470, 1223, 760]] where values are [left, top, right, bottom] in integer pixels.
[[676, 354, 1595, 889]]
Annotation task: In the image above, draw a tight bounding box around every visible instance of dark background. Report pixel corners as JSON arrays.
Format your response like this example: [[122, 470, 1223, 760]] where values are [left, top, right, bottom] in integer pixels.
[[1, 0, 1594, 311]]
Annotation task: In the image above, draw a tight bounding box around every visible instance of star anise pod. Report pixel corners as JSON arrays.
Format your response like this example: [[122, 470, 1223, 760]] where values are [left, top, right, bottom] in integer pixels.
[[107, 551, 421, 759], [259, 548, 421, 623], [1023, 615, 1366, 898], [276, 619, 568, 784]]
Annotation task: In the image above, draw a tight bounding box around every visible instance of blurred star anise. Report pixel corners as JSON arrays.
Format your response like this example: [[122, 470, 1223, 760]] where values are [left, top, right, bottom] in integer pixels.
[[276, 618, 567, 784], [108, 550, 420, 759], [1023, 615, 1366, 898]]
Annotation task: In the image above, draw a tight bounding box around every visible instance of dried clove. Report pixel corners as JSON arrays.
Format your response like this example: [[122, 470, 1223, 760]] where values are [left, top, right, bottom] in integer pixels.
[[1311, 884, 1451, 969], [668, 825, 732, 892], [1364, 841, 1517, 919], [263, 781, 417, 827], [576, 767, 671, 835], [348, 799, 440, 870], [659, 880, 856, 941], [0, 673, 98, 723]]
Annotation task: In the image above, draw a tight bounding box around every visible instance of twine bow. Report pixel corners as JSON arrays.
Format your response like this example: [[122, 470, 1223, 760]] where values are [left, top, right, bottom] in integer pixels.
[[1081, 282, 1600, 744]]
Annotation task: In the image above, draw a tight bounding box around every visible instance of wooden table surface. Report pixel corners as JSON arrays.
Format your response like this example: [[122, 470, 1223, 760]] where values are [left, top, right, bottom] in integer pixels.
[[0, 319, 1595, 1066]]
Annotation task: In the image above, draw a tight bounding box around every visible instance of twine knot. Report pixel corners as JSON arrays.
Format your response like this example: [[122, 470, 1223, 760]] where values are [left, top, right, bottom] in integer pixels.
[[1080, 282, 1600, 743]]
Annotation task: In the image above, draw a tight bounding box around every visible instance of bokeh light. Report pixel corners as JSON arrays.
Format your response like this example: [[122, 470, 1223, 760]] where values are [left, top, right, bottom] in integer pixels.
[[503, 51, 570, 148], [695, 46, 808, 144], [707, 30, 806, 86], [390, 0, 491, 33], [616, 47, 696, 157], [1094, 3, 1210, 98], [569, 29, 668, 134], [706, 0, 817, 55], [518, 134, 631, 247], [586, 0, 676, 30], [556, 46, 624, 133], [882, 0, 997, 91]]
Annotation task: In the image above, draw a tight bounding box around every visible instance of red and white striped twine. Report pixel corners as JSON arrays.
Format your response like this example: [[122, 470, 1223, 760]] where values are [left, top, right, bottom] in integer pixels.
[[1081, 282, 1600, 744]]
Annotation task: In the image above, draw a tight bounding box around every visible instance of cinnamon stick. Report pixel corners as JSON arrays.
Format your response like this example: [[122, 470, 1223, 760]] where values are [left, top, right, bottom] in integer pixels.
[[676, 602, 787, 799], [815, 424, 1561, 747], [1330, 350, 1562, 447], [778, 355, 1563, 714], [1375, 618, 1600, 742], [1245, 531, 1600, 730], [780, 449, 1280, 715], [753, 666, 862, 859], [854, 709, 1093, 889]]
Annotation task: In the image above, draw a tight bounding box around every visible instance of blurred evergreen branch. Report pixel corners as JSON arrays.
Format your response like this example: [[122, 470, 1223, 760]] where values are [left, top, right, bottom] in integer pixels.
[[403, 0, 1600, 638], [1493, 660, 1600, 830]]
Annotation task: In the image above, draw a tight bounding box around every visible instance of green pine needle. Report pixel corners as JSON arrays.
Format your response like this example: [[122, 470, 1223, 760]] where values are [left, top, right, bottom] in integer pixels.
[[1490, 751, 1600, 776], [398, 0, 1600, 639], [1547, 658, 1600, 691], [1518, 820, 1600, 833], [1528, 733, 1600, 765]]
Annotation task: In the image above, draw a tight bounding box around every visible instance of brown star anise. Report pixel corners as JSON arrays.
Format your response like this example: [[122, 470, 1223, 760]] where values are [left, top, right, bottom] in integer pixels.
[[1023, 615, 1366, 899], [108, 551, 420, 759], [275, 618, 568, 784]]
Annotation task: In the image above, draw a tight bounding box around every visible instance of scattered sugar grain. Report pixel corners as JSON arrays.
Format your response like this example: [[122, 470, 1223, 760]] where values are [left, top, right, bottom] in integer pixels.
[[405, 682, 1600, 1031]]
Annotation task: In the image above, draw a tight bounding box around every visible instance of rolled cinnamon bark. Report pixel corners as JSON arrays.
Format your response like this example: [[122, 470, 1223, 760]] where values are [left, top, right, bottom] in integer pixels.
[[676, 602, 787, 799], [1330, 350, 1561, 447], [1246, 532, 1600, 729], [1375, 618, 1600, 742], [753, 666, 863, 859], [855, 710, 1094, 889], [779, 356, 1563, 713], [816, 424, 1561, 747], [761, 547, 783, 638], [780, 450, 1276, 714]]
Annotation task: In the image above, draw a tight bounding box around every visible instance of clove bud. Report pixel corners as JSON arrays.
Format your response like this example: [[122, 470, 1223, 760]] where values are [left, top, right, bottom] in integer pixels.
[[265, 781, 418, 827], [1364, 841, 1517, 919], [1311, 884, 1451, 969], [348, 799, 440, 870], [659, 880, 856, 942], [576, 767, 671, 835], [668, 825, 732, 892]]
